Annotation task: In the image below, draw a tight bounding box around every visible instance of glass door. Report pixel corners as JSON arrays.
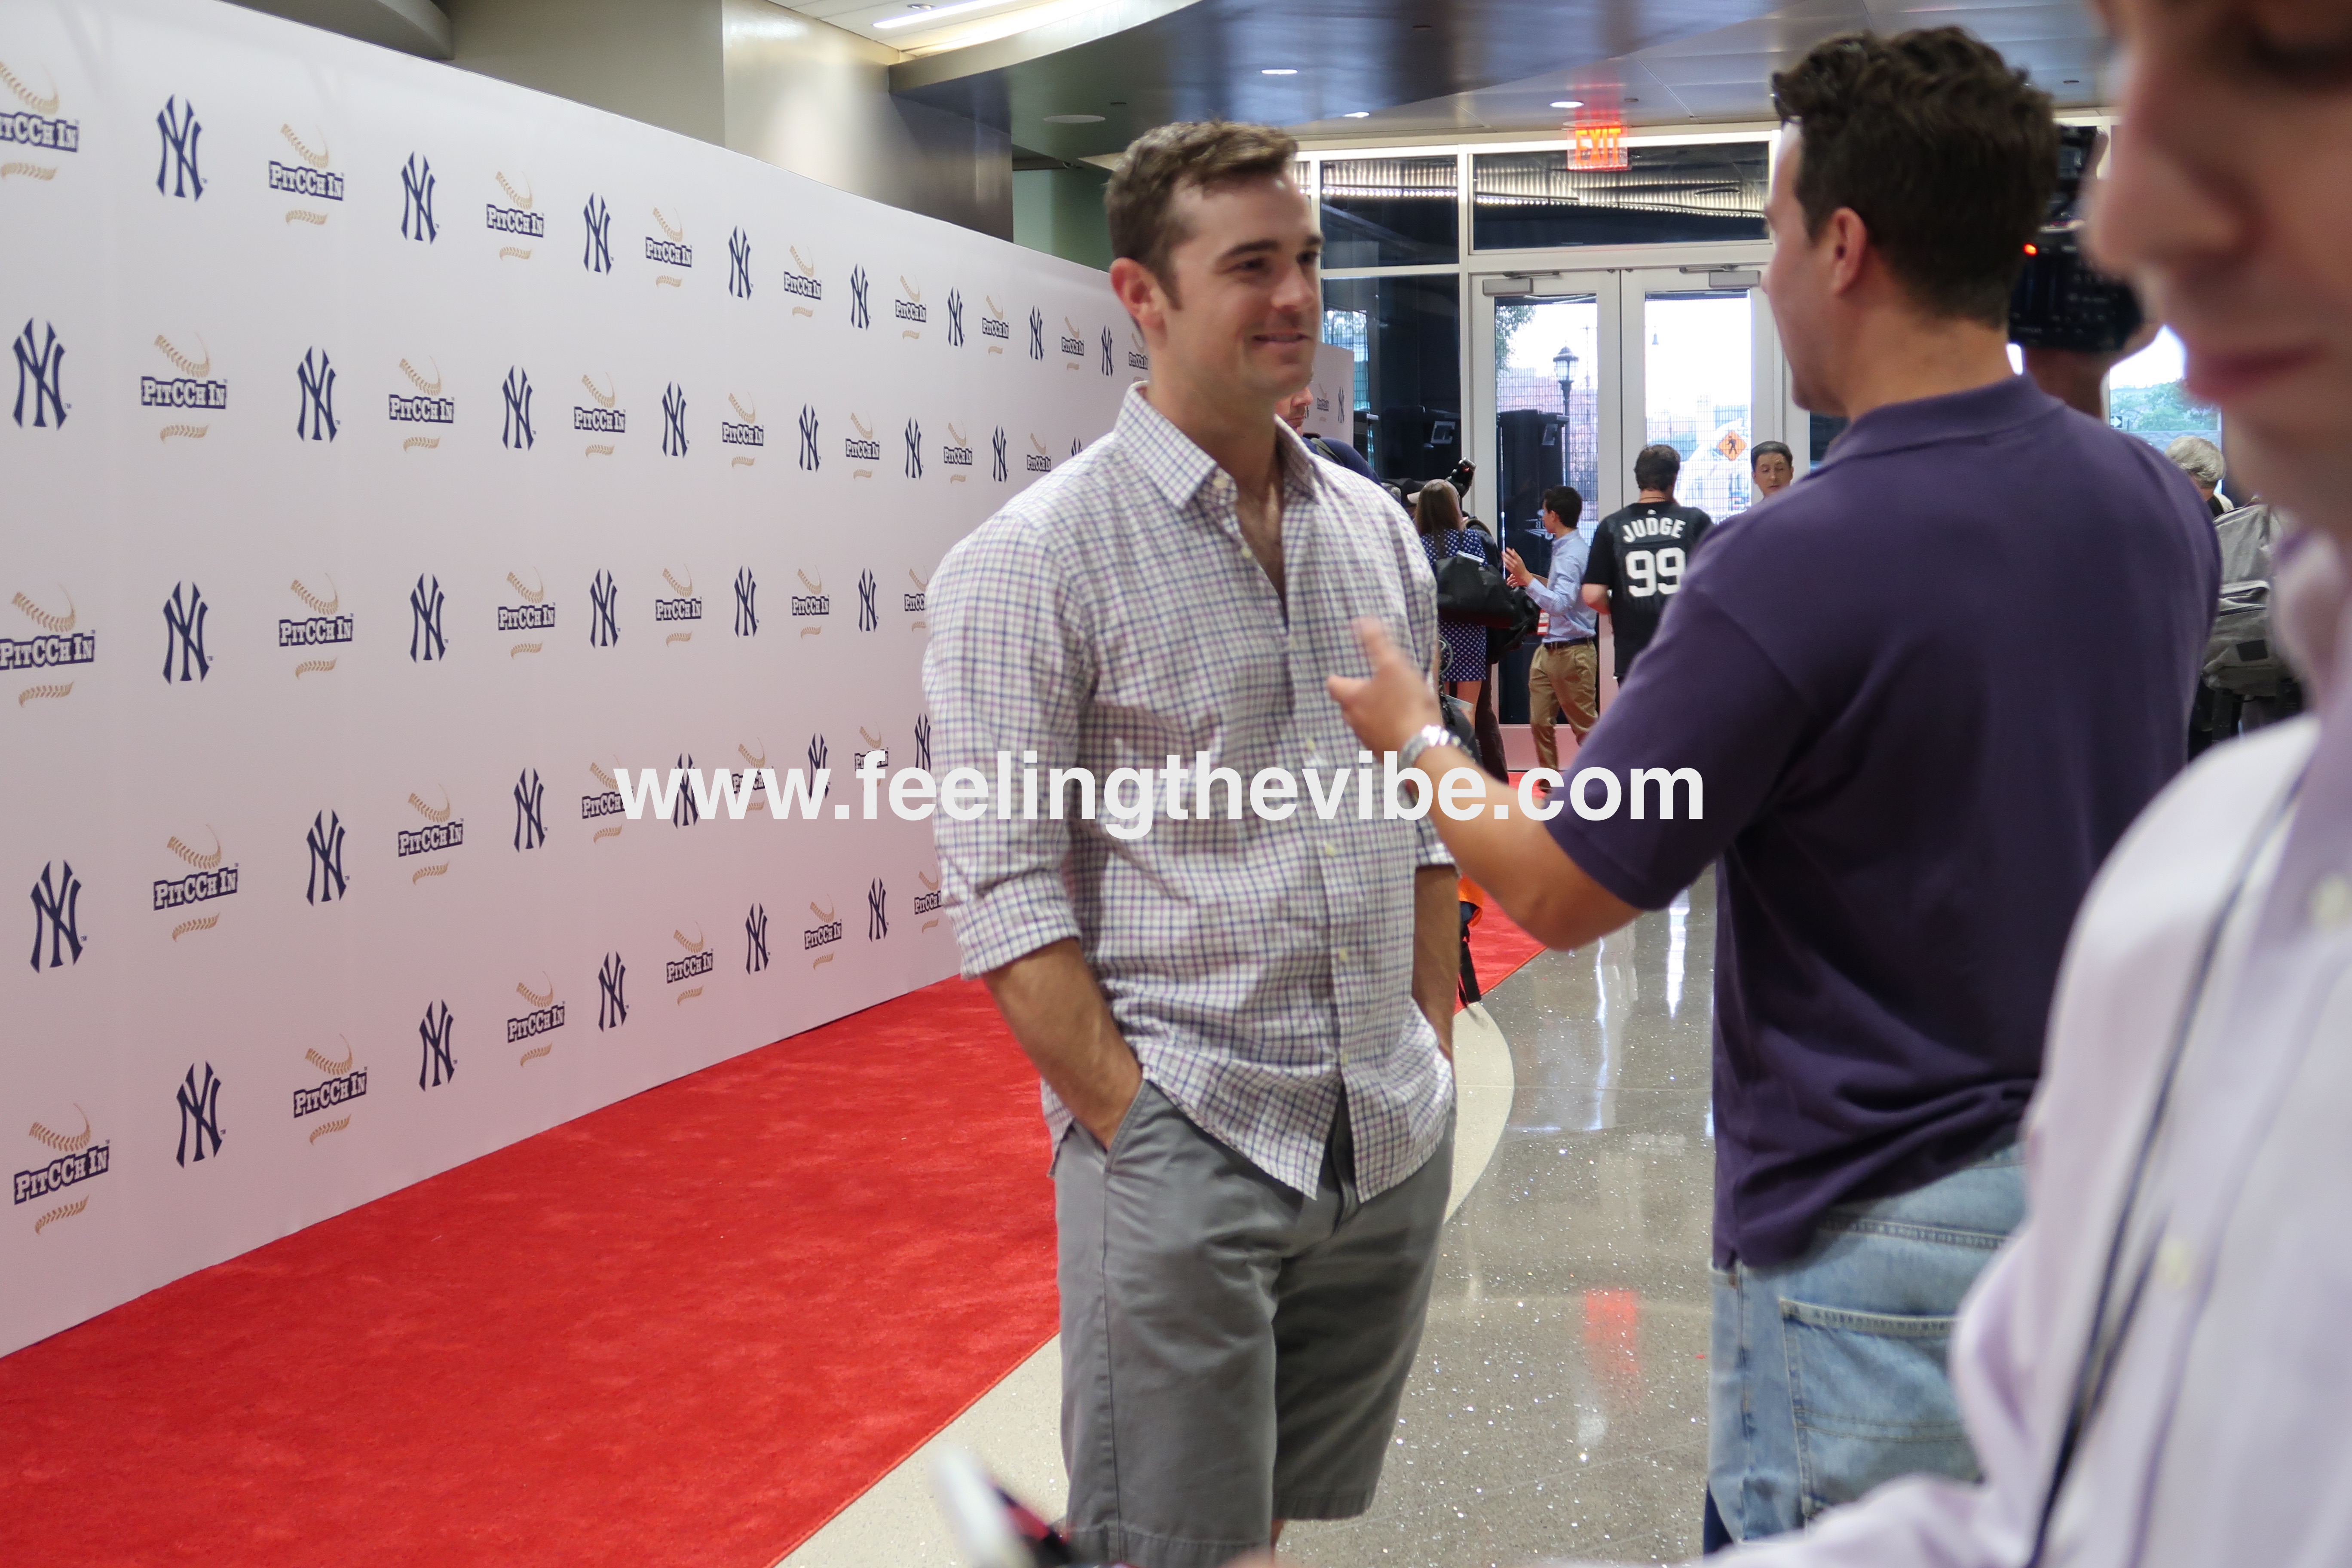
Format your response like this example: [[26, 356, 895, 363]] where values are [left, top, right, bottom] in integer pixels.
[[1626, 267, 1765, 521], [1472, 261, 1788, 724]]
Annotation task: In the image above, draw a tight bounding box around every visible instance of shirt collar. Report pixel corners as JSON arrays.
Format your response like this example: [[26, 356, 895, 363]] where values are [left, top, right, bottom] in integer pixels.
[[1115, 380, 1330, 515], [1824, 374, 2061, 466]]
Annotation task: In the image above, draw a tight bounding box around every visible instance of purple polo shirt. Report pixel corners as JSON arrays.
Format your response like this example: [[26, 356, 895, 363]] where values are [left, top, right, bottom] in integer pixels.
[[1547, 375, 2219, 1268]]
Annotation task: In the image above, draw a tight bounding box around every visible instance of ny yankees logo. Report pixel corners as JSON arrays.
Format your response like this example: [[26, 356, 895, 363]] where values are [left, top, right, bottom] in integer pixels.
[[162, 582, 210, 683], [734, 567, 758, 637], [598, 952, 628, 1030], [857, 570, 878, 632], [400, 153, 437, 242], [807, 732, 830, 802], [295, 347, 337, 441], [305, 810, 348, 904], [991, 426, 1008, 481], [797, 404, 820, 471], [867, 878, 888, 940], [1100, 325, 1115, 376], [512, 768, 545, 850], [662, 382, 688, 457], [11, 320, 65, 430], [29, 860, 85, 972], [174, 1063, 225, 1167], [417, 1000, 456, 1090], [582, 193, 612, 273], [728, 227, 752, 298], [849, 265, 870, 329], [946, 288, 965, 347], [672, 754, 699, 828], [903, 417, 923, 479], [745, 903, 769, 974], [1029, 307, 1044, 360], [502, 366, 534, 450], [913, 713, 933, 772], [589, 570, 619, 648], [155, 96, 203, 199], [408, 574, 446, 662]]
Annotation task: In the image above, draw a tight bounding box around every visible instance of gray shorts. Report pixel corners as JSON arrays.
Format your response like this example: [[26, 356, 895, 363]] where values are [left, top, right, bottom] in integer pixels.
[[1054, 1080, 1454, 1568]]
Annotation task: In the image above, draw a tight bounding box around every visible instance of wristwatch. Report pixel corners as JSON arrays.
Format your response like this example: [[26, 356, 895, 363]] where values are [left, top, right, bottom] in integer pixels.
[[1396, 722, 1456, 773]]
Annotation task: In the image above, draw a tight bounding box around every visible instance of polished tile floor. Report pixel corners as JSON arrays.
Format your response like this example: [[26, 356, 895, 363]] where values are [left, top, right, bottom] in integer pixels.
[[1285, 877, 1718, 1568]]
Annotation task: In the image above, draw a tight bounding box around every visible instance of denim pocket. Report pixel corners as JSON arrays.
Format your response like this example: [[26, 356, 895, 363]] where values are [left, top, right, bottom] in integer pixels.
[[1779, 1297, 1978, 1520]]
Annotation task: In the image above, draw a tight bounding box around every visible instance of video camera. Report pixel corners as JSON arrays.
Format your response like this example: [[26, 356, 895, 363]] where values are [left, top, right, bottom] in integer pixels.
[[2007, 124, 2143, 354]]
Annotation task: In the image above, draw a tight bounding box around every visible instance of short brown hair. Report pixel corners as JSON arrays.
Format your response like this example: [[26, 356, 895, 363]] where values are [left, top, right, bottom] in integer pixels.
[[1772, 29, 2056, 325], [1633, 444, 1682, 493], [1107, 122, 1301, 292]]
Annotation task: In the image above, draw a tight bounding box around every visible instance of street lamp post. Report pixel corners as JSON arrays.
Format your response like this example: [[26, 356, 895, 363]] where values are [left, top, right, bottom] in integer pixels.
[[1553, 345, 1577, 488]]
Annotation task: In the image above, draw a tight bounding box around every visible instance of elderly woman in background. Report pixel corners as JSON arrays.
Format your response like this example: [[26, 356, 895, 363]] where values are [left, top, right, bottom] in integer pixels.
[[2166, 433, 2230, 516]]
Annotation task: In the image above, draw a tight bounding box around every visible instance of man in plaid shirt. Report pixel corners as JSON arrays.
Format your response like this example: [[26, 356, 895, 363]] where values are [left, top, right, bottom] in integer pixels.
[[923, 122, 1459, 1568]]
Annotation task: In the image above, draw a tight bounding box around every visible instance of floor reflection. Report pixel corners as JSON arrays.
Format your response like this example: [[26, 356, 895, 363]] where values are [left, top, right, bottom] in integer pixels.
[[1285, 875, 1717, 1568]]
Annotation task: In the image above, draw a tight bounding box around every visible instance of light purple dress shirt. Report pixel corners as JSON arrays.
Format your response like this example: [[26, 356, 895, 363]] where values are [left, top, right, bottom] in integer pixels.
[[1569, 546, 2352, 1566]]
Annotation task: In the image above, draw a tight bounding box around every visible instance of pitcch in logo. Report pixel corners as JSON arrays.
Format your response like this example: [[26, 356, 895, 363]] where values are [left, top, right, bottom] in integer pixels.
[[141, 332, 224, 441], [5, 584, 93, 704], [646, 207, 692, 280], [270, 124, 344, 222], [0, 60, 80, 179]]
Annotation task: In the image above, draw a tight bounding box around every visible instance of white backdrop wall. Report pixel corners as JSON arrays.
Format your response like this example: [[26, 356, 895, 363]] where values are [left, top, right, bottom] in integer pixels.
[[0, 0, 1141, 1357]]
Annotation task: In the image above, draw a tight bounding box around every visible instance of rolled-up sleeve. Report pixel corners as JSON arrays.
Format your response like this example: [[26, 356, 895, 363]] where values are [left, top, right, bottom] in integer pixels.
[[921, 513, 1093, 977]]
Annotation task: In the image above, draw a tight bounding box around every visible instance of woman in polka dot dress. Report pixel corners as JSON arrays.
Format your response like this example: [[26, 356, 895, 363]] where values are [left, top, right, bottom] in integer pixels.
[[1413, 479, 1495, 716]]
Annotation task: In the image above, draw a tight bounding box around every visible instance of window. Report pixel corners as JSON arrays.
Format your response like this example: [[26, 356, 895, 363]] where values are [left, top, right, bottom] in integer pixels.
[[2106, 327, 2221, 454], [1321, 156, 1458, 267], [1322, 275, 1460, 482], [1472, 143, 1768, 250]]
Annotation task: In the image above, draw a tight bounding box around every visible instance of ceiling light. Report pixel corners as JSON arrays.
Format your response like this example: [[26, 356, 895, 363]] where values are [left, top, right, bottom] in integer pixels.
[[1262, 68, 1298, 75], [873, 0, 1004, 30], [1551, 99, 1584, 109], [1043, 114, 1105, 124], [1343, 111, 1370, 118]]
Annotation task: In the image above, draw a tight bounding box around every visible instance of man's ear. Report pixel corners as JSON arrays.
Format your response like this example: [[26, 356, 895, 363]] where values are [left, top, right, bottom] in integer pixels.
[[1111, 257, 1170, 337], [1823, 207, 1871, 297]]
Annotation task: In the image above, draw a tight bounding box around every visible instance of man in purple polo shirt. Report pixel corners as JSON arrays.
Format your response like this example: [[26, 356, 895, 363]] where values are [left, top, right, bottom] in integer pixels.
[[1328, 28, 2217, 1550]]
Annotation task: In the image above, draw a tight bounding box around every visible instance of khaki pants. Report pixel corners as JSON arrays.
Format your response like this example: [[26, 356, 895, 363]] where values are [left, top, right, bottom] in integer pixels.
[[1528, 640, 1599, 771]]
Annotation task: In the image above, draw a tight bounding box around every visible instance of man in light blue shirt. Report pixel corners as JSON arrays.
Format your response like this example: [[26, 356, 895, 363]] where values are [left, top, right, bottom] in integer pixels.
[[1503, 484, 1598, 773]]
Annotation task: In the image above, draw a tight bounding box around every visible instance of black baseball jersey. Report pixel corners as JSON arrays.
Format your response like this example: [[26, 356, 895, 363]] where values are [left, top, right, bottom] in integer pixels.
[[1584, 501, 1714, 675]]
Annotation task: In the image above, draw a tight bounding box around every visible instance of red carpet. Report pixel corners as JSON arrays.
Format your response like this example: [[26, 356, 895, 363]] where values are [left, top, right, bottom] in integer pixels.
[[0, 915, 1551, 1568], [0, 978, 1058, 1568]]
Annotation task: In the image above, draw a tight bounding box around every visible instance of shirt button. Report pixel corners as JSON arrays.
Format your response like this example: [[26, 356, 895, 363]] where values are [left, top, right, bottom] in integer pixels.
[[1323, 842, 1338, 858], [1335, 948, 1351, 965], [2155, 1235, 2195, 1290], [2311, 873, 2352, 930]]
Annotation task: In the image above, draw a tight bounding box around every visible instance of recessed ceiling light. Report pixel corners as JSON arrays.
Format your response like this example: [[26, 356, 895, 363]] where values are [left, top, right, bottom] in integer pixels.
[[1044, 113, 1105, 124], [1343, 111, 1371, 118], [1551, 99, 1584, 109], [873, 0, 1000, 29], [1262, 68, 1298, 76]]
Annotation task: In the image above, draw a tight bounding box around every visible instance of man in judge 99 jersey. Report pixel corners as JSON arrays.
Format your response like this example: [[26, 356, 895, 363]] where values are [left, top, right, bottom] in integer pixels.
[[1583, 442, 1715, 680]]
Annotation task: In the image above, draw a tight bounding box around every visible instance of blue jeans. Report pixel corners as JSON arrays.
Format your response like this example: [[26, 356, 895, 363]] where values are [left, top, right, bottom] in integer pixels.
[[1707, 1142, 2025, 1543]]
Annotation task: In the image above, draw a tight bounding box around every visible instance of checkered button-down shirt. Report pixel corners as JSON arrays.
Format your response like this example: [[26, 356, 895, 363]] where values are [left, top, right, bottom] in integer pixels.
[[923, 382, 1455, 1198]]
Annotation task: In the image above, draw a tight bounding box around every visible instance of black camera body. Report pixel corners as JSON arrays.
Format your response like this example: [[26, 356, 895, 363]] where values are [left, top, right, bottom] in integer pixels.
[[2008, 125, 2144, 354]]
